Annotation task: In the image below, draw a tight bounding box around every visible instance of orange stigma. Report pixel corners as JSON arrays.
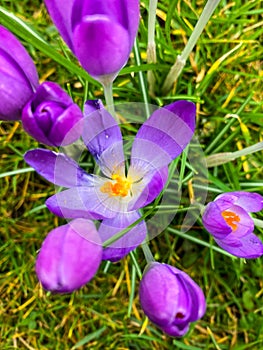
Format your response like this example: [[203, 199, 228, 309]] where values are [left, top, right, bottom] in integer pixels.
[[221, 210, 240, 231], [100, 174, 131, 197]]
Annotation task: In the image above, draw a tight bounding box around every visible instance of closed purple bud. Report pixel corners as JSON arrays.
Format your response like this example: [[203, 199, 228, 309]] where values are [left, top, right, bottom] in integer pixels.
[[44, 0, 140, 82], [36, 219, 102, 293], [22, 82, 83, 146], [0, 25, 39, 120], [139, 262, 206, 337], [202, 191, 263, 258]]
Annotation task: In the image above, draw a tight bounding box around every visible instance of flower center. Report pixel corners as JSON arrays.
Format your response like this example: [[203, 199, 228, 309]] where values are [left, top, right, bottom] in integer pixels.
[[100, 174, 132, 197], [221, 210, 240, 231]]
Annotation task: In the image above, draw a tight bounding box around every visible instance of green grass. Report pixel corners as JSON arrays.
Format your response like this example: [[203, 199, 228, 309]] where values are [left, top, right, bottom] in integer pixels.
[[1, 0, 263, 349]]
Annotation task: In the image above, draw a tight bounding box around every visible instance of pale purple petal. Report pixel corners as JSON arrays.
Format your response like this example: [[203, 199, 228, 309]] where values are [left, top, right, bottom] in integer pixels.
[[44, 0, 74, 50], [83, 100, 125, 176], [46, 181, 130, 220], [131, 101, 195, 175], [202, 201, 232, 239], [216, 191, 263, 213], [215, 233, 263, 259], [128, 166, 168, 210], [24, 149, 92, 187], [46, 190, 104, 220], [99, 211, 147, 262], [224, 205, 254, 237]]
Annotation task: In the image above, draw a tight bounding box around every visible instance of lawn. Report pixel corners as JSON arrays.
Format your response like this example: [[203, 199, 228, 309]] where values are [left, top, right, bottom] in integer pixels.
[[0, 0, 263, 349]]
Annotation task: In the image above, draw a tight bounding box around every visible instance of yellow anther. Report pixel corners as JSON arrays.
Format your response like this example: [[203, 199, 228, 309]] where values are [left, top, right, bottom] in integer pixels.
[[222, 210, 240, 231], [100, 174, 131, 197]]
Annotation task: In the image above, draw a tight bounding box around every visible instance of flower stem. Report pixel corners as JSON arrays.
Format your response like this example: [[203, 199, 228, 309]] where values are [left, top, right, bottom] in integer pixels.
[[103, 81, 117, 121], [162, 0, 221, 94], [133, 38, 151, 119], [206, 141, 263, 167], [141, 242, 155, 264], [147, 0, 158, 97], [253, 218, 263, 229]]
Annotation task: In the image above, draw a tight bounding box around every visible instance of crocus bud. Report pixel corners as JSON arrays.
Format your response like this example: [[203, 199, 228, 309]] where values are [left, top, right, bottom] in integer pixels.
[[22, 82, 83, 146], [202, 191, 263, 258], [139, 262, 206, 337], [44, 0, 140, 83], [36, 219, 102, 293], [0, 25, 39, 120]]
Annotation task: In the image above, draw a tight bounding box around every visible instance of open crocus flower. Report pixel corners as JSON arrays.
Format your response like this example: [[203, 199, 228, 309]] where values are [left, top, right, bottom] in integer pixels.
[[0, 25, 39, 120], [36, 218, 102, 293], [202, 191, 263, 258], [139, 262, 206, 337], [22, 81, 83, 146], [44, 0, 140, 83], [25, 99, 196, 261]]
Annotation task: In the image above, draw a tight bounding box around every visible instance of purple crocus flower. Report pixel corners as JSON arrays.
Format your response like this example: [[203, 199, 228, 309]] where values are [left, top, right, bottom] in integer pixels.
[[22, 81, 83, 146], [0, 25, 83, 146], [44, 0, 140, 82], [0, 25, 39, 120], [139, 262, 206, 337], [36, 218, 102, 293], [202, 191, 263, 258], [25, 100, 196, 262]]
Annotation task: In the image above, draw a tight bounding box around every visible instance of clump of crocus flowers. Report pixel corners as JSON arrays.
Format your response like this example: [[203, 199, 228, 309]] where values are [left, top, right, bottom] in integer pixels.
[[2, 0, 263, 340], [24, 97, 207, 337]]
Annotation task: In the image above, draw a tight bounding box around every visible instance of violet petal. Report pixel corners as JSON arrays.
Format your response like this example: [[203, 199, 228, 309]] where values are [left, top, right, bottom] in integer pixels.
[[73, 17, 130, 77], [131, 101, 196, 175], [24, 149, 92, 187], [45, 184, 124, 220], [83, 100, 125, 175], [0, 25, 38, 90], [44, 0, 74, 50], [128, 166, 168, 210], [215, 232, 263, 259], [216, 191, 263, 213], [99, 211, 147, 262]]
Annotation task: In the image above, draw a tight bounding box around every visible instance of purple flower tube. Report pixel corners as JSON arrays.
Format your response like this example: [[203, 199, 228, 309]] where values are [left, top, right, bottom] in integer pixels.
[[202, 191, 263, 258], [139, 262, 206, 337], [0, 25, 39, 120], [36, 218, 102, 293], [44, 0, 140, 82], [22, 82, 83, 146]]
